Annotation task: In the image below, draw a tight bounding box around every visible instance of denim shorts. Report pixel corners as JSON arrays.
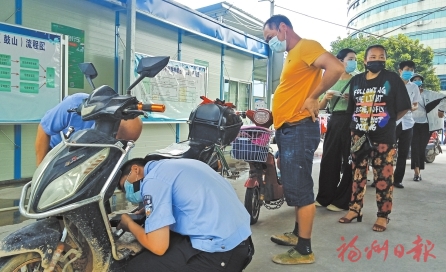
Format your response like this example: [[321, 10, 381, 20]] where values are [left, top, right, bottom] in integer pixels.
[[276, 118, 320, 207]]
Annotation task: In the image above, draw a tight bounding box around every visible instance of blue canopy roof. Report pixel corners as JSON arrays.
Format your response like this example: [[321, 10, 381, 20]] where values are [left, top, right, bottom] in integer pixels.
[[90, 0, 269, 58]]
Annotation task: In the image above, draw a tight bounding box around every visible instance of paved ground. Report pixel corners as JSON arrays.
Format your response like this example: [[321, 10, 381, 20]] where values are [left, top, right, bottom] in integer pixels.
[[0, 145, 445, 272], [241, 147, 446, 272]]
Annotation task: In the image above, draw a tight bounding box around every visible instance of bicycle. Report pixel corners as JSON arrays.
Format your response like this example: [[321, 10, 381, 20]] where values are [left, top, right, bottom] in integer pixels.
[[206, 144, 239, 178]]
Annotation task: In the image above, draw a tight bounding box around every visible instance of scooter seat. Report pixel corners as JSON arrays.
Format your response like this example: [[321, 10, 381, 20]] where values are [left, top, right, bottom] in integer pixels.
[[144, 153, 182, 162]]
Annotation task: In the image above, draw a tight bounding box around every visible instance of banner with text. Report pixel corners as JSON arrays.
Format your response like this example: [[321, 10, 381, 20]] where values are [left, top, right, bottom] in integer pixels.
[[133, 53, 208, 122]]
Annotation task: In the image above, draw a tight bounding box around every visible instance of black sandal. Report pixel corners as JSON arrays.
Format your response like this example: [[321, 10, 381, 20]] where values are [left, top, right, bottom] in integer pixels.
[[339, 210, 363, 223]]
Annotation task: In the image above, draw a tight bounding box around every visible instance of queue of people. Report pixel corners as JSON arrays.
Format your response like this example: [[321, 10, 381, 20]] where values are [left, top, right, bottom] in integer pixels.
[[259, 13, 444, 267]]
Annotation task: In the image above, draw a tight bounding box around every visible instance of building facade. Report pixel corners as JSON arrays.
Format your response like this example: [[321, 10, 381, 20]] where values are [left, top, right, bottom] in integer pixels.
[[0, 0, 268, 181], [347, 0, 446, 90]]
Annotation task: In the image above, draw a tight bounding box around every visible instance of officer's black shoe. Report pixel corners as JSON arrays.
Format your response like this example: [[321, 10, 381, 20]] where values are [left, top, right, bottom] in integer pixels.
[[394, 183, 404, 189]]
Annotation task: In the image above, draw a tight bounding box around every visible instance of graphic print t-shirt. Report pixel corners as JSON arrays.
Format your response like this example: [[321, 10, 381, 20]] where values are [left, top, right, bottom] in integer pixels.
[[346, 70, 411, 144]]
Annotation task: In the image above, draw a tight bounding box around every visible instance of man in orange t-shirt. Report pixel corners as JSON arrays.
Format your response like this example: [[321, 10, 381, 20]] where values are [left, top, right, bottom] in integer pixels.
[[263, 15, 343, 265]]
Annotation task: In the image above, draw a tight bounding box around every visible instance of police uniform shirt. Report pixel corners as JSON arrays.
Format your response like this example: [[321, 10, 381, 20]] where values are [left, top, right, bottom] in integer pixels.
[[40, 93, 94, 148], [141, 159, 251, 253]]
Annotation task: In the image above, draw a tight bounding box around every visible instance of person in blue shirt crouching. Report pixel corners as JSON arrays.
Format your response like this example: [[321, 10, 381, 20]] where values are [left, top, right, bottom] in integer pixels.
[[35, 93, 142, 165], [117, 158, 254, 271]]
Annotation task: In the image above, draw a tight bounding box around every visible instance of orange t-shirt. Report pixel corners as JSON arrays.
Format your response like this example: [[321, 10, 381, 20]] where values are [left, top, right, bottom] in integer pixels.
[[272, 39, 326, 129]]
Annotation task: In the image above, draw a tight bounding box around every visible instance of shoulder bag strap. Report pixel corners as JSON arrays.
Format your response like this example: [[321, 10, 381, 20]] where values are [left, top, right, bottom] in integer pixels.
[[330, 78, 353, 112], [364, 72, 383, 134], [365, 91, 377, 134]]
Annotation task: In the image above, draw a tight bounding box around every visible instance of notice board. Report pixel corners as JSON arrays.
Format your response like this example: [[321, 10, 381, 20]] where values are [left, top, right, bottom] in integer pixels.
[[51, 23, 84, 89], [133, 52, 208, 122], [0, 23, 66, 123]]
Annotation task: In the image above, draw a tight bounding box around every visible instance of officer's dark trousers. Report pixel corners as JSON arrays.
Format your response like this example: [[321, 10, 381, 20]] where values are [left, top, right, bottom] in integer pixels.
[[316, 113, 352, 210], [394, 123, 413, 184], [126, 232, 252, 272]]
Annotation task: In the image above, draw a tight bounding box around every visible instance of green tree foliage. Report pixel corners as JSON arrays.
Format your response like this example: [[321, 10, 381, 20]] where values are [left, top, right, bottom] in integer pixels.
[[330, 34, 441, 91]]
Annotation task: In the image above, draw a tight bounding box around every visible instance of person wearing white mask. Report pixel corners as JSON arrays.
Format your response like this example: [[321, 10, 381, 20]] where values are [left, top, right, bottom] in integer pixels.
[[410, 74, 445, 181], [316, 49, 358, 212], [263, 14, 344, 265], [390, 61, 420, 189]]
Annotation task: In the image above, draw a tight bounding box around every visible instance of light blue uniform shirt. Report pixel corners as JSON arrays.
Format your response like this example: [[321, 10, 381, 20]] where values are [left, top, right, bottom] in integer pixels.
[[40, 93, 95, 148], [141, 159, 251, 253]]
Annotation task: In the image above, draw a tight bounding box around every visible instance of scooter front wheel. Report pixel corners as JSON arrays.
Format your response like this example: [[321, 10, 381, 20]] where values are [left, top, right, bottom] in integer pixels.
[[245, 186, 261, 225], [0, 252, 73, 272]]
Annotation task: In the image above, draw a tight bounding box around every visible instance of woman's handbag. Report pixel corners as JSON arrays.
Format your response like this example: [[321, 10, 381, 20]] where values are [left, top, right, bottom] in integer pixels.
[[350, 88, 377, 160], [350, 133, 374, 161]]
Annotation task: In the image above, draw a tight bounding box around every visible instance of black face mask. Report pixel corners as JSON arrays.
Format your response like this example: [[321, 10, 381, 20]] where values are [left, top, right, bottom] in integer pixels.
[[366, 61, 386, 73]]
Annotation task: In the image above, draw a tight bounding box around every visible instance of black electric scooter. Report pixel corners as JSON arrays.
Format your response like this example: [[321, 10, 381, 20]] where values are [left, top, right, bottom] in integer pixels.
[[145, 96, 243, 178], [0, 56, 169, 271]]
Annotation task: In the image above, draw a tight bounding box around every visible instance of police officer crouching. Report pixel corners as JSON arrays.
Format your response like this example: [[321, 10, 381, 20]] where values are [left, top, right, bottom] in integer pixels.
[[117, 158, 254, 271]]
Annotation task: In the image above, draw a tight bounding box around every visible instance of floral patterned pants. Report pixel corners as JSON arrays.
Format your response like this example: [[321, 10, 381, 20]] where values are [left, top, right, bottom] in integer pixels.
[[350, 134, 395, 218]]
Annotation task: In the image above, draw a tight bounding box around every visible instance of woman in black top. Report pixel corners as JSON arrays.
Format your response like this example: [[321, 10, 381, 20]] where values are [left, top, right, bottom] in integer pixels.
[[338, 45, 411, 232]]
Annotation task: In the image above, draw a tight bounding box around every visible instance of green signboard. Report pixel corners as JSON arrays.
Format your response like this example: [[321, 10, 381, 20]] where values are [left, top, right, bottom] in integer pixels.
[[194, 59, 209, 68], [51, 23, 84, 89]]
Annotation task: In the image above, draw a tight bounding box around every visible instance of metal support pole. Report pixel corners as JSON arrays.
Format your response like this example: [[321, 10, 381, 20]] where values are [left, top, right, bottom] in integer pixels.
[[15, 0, 22, 24], [259, 0, 274, 109], [114, 11, 120, 93], [124, 0, 136, 90], [14, 0, 22, 179], [267, 0, 274, 110], [177, 30, 182, 61], [259, 0, 274, 17], [220, 45, 225, 100], [266, 53, 272, 109], [176, 30, 183, 143], [252, 55, 255, 109], [14, 125, 21, 179], [270, 0, 274, 17]]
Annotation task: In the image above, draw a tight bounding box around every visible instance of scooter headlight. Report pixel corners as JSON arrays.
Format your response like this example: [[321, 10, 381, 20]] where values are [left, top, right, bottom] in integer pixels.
[[38, 148, 110, 210]]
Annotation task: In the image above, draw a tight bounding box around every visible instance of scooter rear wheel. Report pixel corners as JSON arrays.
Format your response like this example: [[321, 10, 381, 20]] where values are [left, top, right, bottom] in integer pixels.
[[0, 252, 73, 272], [245, 186, 261, 225], [424, 154, 435, 163], [425, 149, 436, 163]]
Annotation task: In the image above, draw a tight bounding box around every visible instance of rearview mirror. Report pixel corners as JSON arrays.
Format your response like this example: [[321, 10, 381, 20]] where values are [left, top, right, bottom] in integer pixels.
[[137, 56, 170, 77], [78, 63, 98, 89], [126, 56, 170, 95]]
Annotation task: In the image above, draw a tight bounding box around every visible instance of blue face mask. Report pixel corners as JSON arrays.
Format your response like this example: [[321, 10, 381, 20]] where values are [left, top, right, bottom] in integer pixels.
[[345, 60, 357, 73], [124, 180, 142, 204], [269, 29, 287, 53], [401, 70, 414, 81], [413, 80, 423, 86]]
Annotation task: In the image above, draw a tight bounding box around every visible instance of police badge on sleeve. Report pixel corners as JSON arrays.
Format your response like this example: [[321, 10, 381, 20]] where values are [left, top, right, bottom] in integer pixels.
[[143, 195, 153, 217]]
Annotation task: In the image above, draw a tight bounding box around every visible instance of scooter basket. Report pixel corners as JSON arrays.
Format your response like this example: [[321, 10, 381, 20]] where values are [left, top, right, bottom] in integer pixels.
[[231, 128, 273, 162]]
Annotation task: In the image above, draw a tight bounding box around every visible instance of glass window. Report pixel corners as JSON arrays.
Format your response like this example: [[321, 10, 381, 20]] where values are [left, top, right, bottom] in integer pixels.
[[238, 83, 251, 111], [428, 33, 434, 40], [224, 79, 236, 104], [224, 79, 252, 111], [253, 80, 265, 97]]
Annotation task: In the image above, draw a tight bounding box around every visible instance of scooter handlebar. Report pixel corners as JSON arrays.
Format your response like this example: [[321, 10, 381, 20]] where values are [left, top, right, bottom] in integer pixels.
[[122, 102, 165, 119], [138, 103, 166, 113]]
